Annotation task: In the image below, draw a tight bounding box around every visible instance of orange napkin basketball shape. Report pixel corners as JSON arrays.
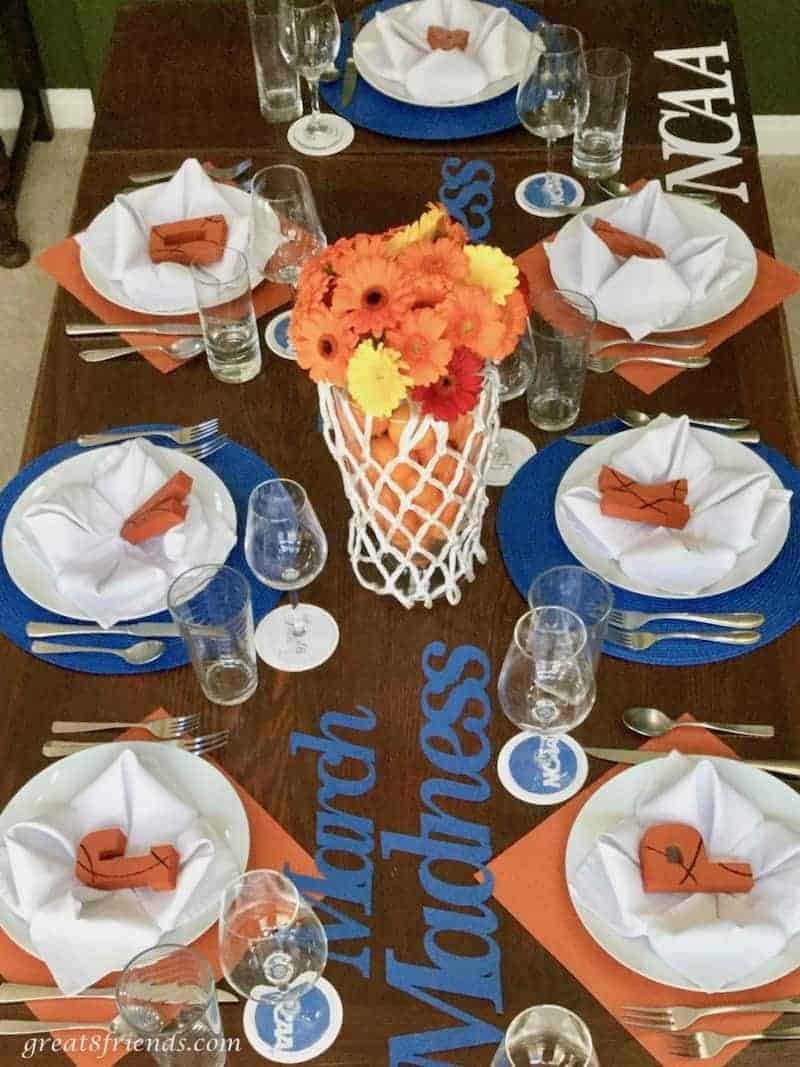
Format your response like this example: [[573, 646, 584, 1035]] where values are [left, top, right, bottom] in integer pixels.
[[120, 470, 193, 545], [75, 828, 179, 892], [598, 465, 690, 529], [640, 823, 754, 894], [149, 215, 228, 267], [427, 25, 470, 50], [591, 219, 666, 261]]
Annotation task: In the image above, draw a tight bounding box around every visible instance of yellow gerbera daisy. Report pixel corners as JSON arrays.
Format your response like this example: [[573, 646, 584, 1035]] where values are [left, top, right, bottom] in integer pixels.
[[386, 204, 446, 256], [346, 340, 411, 417], [465, 245, 519, 305]]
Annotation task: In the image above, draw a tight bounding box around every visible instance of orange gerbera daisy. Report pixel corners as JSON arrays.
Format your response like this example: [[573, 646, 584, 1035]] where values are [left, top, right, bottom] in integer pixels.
[[440, 284, 506, 359], [290, 305, 357, 387], [386, 308, 453, 386], [398, 237, 468, 282], [294, 267, 332, 315], [332, 256, 416, 336], [493, 288, 529, 361]]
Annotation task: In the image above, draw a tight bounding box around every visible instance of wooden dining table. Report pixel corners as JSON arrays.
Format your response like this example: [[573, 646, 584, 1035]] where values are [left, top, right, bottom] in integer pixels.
[[2, 1, 798, 1064]]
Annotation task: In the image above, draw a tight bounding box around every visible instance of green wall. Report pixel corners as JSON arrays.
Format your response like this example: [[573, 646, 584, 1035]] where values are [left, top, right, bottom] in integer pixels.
[[1, 0, 798, 114]]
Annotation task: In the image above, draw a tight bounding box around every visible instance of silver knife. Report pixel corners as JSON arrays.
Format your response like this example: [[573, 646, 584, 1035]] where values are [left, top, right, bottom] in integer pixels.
[[0, 981, 238, 1004], [341, 10, 362, 107], [66, 323, 203, 337], [26, 622, 179, 639], [566, 430, 760, 445], [584, 747, 800, 778]]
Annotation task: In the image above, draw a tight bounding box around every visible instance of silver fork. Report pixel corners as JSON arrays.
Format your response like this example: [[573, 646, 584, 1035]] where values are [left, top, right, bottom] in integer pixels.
[[608, 609, 764, 631], [77, 419, 219, 447], [669, 1026, 800, 1058], [606, 626, 760, 649], [50, 713, 200, 738], [624, 999, 800, 1033], [587, 354, 710, 373], [180, 434, 228, 460], [128, 159, 252, 185], [42, 731, 229, 759], [591, 335, 706, 354]]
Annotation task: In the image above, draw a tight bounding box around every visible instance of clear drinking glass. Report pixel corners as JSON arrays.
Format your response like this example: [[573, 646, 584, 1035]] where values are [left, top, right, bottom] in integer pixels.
[[168, 565, 258, 706], [528, 566, 613, 671], [492, 1005, 599, 1067], [116, 945, 226, 1067], [279, 0, 342, 151], [572, 48, 631, 179], [219, 869, 329, 1046], [250, 164, 327, 289], [247, 0, 303, 123], [526, 289, 597, 432], [190, 247, 261, 384], [516, 25, 588, 210], [498, 607, 595, 736], [244, 479, 338, 672]]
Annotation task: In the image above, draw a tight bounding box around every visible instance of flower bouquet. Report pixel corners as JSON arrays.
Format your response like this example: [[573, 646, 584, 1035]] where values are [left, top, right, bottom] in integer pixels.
[[289, 203, 528, 608]]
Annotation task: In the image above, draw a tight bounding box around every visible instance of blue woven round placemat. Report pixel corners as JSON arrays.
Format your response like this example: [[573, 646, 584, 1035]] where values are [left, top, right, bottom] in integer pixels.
[[319, 0, 542, 141], [496, 419, 800, 666], [0, 427, 281, 675]]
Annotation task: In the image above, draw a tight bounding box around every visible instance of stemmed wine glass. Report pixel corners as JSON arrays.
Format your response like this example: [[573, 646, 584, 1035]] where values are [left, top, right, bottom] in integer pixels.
[[278, 0, 344, 151], [516, 25, 588, 215], [219, 870, 342, 1062], [244, 478, 339, 672], [492, 1005, 600, 1066], [497, 606, 596, 803], [485, 319, 537, 486]]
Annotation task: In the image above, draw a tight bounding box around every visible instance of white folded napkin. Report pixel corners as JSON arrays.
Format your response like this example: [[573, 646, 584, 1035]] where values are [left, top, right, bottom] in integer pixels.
[[15, 439, 236, 627], [545, 180, 747, 339], [77, 158, 253, 312], [360, 0, 526, 103], [558, 415, 791, 595], [569, 752, 800, 992], [0, 749, 239, 994]]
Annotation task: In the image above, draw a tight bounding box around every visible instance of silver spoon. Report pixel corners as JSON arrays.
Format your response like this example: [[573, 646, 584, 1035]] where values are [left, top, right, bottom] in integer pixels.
[[79, 338, 206, 364], [616, 408, 751, 431], [623, 706, 775, 740], [31, 640, 166, 665], [596, 177, 721, 211]]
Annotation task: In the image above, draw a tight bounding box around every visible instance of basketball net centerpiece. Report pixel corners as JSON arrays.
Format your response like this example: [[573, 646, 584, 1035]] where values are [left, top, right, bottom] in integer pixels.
[[290, 203, 529, 608]]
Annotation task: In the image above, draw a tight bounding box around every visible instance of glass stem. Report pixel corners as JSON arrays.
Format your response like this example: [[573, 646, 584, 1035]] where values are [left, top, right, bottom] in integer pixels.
[[306, 77, 322, 134], [289, 591, 308, 638], [544, 137, 562, 203]]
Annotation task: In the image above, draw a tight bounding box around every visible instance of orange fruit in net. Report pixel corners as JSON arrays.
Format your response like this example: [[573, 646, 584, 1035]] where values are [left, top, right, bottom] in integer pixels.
[[388, 401, 411, 447], [448, 413, 474, 452], [411, 426, 438, 466]]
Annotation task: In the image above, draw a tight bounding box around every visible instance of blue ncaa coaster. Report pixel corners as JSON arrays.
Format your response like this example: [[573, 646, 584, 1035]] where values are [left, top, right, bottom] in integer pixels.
[[265, 310, 296, 360], [515, 174, 585, 218], [497, 733, 588, 805], [243, 979, 343, 1063]]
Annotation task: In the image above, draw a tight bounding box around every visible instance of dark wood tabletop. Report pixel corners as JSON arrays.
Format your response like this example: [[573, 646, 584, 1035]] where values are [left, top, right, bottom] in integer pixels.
[[3, 2, 798, 1066]]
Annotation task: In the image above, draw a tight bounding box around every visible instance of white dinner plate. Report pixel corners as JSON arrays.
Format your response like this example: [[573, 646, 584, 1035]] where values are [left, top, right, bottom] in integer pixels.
[[1, 444, 237, 621], [549, 194, 758, 331], [79, 183, 258, 316], [353, 1, 530, 108], [565, 755, 800, 993], [0, 741, 249, 960], [555, 426, 790, 598]]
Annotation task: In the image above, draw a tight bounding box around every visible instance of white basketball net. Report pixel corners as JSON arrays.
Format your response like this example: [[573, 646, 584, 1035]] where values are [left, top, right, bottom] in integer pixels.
[[319, 365, 500, 609]]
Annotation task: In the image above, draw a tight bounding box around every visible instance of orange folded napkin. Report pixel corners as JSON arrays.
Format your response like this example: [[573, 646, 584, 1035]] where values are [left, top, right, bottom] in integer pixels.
[[598, 465, 690, 529], [120, 470, 193, 545], [0, 708, 316, 1067], [75, 828, 179, 892], [591, 218, 665, 260], [488, 718, 799, 1067], [640, 823, 754, 894], [515, 209, 800, 396], [427, 25, 469, 50], [148, 215, 228, 266]]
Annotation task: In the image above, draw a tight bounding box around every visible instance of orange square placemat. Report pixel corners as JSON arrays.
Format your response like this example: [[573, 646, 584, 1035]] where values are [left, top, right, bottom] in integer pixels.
[[36, 238, 290, 374], [515, 241, 800, 396], [489, 720, 800, 1067], [0, 709, 316, 1067]]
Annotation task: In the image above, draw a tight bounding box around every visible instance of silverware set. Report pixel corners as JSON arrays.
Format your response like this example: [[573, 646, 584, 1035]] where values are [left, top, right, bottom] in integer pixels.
[[604, 608, 763, 650], [41, 713, 229, 759], [624, 1001, 800, 1058]]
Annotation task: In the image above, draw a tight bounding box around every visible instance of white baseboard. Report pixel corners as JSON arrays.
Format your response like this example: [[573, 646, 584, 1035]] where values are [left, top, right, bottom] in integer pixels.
[[0, 88, 94, 131], [754, 115, 800, 155]]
